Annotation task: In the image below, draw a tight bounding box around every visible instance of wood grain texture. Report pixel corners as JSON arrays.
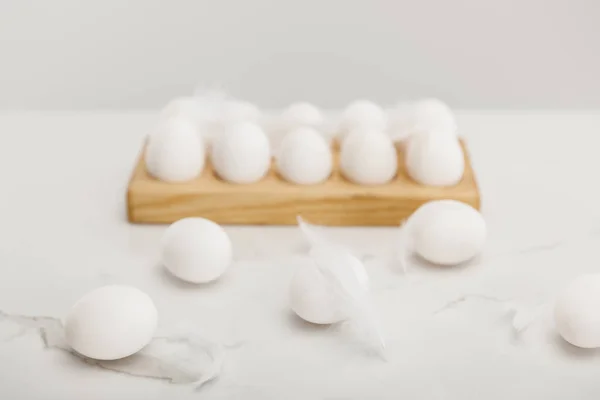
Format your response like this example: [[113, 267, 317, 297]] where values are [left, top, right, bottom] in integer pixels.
[[127, 139, 480, 226]]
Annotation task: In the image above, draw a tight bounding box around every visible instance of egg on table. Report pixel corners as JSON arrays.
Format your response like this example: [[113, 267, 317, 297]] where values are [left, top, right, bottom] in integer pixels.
[[64, 285, 158, 360], [161, 217, 233, 283], [290, 261, 345, 324], [554, 273, 600, 348], [276, 127, 332, 185], [290, 255, 369, 325], [404, 200, 486, 266], [210, 121, 271, 184]]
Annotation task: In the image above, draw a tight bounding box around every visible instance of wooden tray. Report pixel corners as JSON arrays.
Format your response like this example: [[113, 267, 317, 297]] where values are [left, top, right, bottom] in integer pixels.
[[127, 139, 480, 226]]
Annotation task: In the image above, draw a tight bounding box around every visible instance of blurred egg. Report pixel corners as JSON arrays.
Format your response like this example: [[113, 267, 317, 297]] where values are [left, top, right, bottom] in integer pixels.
[[222, 100, 261, 123], [211, 121, 271, 184], [389, 98, 457, 140], [290, 258, 369, 325], [276, 127, 332, 185], [338, 100, 386, 139], [408, 200, 485, 265], [343, 125, 379, 141], [160, 96, 225, 131], [340, 130, 397, 185], [159, 97, 203, 126], [190, 90, 235, 144], [64, 285, 158, 360], [290, 262, 345, 324], [281, 102, 324, 130], [145, 118, 205, 182], [412, 98, 456, 133], [161, 217, 233, 283], [555, 274, 600, 348], [405, 132, 465, 186]]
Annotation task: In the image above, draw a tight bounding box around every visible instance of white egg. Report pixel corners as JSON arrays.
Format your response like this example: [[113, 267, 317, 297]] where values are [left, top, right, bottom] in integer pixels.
[[281, 102, 324, 130], [408, 200, 485, 265], [189, 90, 235, 144], [159, 96, 218, 129], [338, 100, 387, 140], [64, 285, 158, 361], [413, 98, 457, 134], [405, 132, 465, 186], [340, 130, 398, 185], [210, 121, 271, 184], [276, 127, 332, 185], [290, 262, 345, 324], [145, 118, 205, 182], [555, 274, 600, 348], [206, 101, 261, 146], [342, 125, 387, 143], [389, 98, 457, 140], [290, 257, 369, 325], [161, 217, 233, 283], [222, 100, 261, 123], [160, 97, 199, 121]]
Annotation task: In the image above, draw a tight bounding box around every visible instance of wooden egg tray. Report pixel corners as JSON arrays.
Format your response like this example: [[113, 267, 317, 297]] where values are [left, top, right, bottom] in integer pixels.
[[126, 137, 480, 226]]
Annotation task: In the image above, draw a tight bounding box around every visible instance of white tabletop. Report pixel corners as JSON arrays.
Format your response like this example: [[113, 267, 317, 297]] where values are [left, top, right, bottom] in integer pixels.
[[1, 111, 600, 399]]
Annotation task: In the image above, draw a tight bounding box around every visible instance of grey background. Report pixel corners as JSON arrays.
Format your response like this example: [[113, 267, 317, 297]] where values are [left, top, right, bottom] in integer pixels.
[[1, 0, 599, 111]]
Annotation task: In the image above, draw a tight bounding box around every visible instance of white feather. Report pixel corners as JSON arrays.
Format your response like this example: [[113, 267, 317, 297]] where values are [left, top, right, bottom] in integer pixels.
[[396, 217, 413, 274], [503, 302, 549, 334], [297, 216, 332, 248], [297, 217, 385, 358]]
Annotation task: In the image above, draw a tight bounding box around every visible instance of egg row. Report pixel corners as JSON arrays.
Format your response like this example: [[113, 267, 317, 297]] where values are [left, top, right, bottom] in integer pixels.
[[161, 94, 457, 141], [64, 199, 486, 361], [146, 119, 465, 187]]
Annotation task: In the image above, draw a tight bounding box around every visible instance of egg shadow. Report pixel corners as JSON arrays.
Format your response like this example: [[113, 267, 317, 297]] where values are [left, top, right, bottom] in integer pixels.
[[550, 331, 600, 359], [156, 263, 230, 291], [284, 312, 386, 361], [410, 253, 482, 273], [285, 310, 335, 333]]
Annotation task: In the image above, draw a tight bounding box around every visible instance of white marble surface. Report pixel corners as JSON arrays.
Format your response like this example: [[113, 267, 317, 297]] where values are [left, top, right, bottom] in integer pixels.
[[0, 111, 600, 399]]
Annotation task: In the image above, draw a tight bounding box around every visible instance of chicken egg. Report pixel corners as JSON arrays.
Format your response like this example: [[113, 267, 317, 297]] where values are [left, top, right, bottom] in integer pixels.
[[290, 257, 369, 325], [340, 130, 397, 185], [338, 100, 387, 140], [64, 285, 158, 360], [412, 98, 457, 134], [222, 100, 261, 123], [281, 102, 324, 130], [210, 122, 271, 184], [389, 98, 457, 140], [554, 274, 600, 348], [159, 96, 226, 133], [159, 97, 203, 126], [276, 127, 332, 185], [406, 200, 485, 266], [145, 118, 205, 182], [405, 132, 465, 187], [161, 217, 233, 283]]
